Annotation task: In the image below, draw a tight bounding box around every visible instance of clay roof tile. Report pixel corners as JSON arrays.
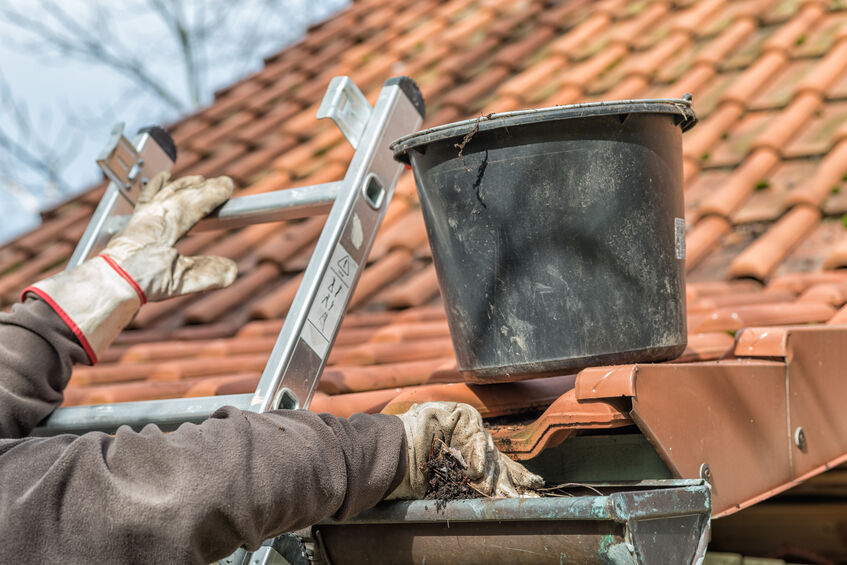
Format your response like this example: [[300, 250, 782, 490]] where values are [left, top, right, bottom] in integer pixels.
[[440, 65, 512, 112], [13, 206, 92, 252], [671, 0, 727, 35], [249, 272, 302, 320], [379, 263, 440, 309], [10, 0, 847, 462], [795, 34, 847, 96], [0, 243, 72, 299], [350, 248, 414, 309], [491, 27, 557, 71], [761, 3, 827, 55], [184, 263, 280, 324], [728, 205, 822, 281]]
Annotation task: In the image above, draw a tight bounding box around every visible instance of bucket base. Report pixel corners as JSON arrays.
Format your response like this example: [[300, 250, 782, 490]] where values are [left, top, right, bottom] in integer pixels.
[[462, 343, 686, 383]]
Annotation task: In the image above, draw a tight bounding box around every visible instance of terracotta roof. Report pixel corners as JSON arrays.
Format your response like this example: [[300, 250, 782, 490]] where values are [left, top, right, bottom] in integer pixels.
[[6, 0, 847, 513]]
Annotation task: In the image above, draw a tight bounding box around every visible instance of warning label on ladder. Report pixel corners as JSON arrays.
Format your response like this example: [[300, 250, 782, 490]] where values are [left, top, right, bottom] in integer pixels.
[[301, 244, 357, 357]]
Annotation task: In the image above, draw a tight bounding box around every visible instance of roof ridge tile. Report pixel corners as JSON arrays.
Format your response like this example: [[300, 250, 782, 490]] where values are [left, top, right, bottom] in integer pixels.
[[692, 300, 836, 332]]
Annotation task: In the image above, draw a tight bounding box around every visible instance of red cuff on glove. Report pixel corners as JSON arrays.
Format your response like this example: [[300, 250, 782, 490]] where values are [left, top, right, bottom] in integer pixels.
[[100, 254, 147, 305], [21, 286, 99, 364]]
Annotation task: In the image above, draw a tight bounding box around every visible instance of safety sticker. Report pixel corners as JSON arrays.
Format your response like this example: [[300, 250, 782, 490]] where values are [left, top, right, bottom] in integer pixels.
[[675, 217, 686, 260], [301, 244, 358, 358]]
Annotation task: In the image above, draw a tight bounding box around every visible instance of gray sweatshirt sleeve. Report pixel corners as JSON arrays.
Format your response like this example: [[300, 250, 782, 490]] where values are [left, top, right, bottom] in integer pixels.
[[0, 298, 408, 564], [0, 297, 90, 438]]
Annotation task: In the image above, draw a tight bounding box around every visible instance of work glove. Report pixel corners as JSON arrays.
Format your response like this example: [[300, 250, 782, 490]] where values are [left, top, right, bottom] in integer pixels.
[[23, 173, 237, 363], [386, 402, 544, 500]]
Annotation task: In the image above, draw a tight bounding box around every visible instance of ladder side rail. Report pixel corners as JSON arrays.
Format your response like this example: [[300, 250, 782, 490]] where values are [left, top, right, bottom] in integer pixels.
[[68, 128, 176, 267], [67, 184, 124, 269], [249, 80, 423, 413]]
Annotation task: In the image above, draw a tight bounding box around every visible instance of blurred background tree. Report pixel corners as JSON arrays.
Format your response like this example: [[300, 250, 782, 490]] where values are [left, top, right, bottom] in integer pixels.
[[0, 0, 348, 241]]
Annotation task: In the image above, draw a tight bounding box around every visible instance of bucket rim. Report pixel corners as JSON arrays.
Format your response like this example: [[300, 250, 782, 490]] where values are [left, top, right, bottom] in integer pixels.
[[391, 97, 697, 161]]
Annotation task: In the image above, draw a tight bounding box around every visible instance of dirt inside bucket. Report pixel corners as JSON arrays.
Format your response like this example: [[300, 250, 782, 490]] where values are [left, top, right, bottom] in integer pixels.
[[423, 438, 483, 510]]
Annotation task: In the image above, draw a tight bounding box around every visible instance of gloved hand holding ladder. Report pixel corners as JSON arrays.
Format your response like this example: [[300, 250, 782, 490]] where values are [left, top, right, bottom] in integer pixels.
[[25, 173, 238, 363]]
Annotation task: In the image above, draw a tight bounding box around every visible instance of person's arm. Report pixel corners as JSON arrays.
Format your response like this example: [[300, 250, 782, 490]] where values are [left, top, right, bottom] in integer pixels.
[[0, 173, 540, 564], [0, 406, 406, 564], [0, 295, 540, 565], [0, 293, 408, 563], [0, 297, 88, 438]]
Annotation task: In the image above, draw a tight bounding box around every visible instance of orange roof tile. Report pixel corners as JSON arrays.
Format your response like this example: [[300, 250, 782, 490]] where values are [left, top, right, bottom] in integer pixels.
[[8, 0, 847, 467]]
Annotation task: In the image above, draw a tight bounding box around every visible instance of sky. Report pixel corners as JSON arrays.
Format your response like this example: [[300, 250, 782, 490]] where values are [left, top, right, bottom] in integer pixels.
[[0, 0, 349, 243]]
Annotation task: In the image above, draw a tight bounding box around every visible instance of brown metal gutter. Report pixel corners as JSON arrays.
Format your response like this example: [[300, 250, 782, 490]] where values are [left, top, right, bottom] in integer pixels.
[[568, 324, 847, 518]]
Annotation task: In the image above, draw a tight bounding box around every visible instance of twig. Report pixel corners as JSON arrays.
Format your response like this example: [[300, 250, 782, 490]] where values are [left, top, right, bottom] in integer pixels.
[[536, 482, 605, 496], [465, 481, 492, 498], [433, 436, 449, 449], [454, 114, 484, 173]]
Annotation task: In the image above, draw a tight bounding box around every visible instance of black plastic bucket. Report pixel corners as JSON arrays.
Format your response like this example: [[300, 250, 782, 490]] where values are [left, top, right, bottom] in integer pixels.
[[391, 99, 697, 382]]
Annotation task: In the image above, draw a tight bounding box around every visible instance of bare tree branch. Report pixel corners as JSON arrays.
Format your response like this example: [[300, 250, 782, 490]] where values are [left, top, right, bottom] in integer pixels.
[[0, 74, 74, 194], [0, 0, 350, 224], [146, 0, 202, 107], [0, 0, 187, 111]]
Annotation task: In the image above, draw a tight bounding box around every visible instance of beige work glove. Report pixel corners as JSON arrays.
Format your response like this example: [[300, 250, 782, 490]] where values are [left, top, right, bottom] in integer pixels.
[[24, 173, 237, 363], [386, 402, 544, 500]]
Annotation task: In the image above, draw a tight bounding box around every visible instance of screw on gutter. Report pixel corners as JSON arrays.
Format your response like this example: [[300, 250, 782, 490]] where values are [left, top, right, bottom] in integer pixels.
[[699, 463, 712, 482], [794, 427, 807, 450]]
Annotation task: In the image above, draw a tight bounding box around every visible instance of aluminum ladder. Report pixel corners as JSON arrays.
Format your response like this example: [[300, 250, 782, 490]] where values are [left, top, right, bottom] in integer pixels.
[[35, 75, 424, 434]]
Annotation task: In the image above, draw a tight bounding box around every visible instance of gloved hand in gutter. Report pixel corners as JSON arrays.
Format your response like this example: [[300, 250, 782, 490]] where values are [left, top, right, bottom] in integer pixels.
[[386, 402, 545, 499], [23, 172, 237, 364]]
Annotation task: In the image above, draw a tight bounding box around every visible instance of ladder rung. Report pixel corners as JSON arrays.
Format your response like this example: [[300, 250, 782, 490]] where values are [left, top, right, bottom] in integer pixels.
[[101, 181, 342, 238], [34, 394, 253, 435]]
